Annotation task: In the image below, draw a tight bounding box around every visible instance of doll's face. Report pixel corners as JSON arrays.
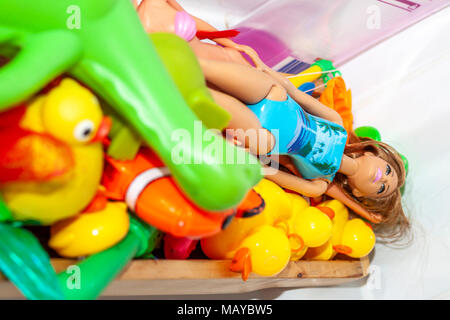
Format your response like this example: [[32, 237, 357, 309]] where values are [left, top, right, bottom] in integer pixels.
[[348, 153, 398, 199]]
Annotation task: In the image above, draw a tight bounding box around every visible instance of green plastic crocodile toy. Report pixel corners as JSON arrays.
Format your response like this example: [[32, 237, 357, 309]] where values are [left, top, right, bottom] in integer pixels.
[[0, 0, 262, 211]]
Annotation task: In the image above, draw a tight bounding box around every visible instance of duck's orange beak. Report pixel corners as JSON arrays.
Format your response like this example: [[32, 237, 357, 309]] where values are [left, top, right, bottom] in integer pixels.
[[235, 190, 265, 218], [91, 117, 112, 143], [230, 247, 252, 281], [317, 206, 335, 220], [333, 245, 353, 255]]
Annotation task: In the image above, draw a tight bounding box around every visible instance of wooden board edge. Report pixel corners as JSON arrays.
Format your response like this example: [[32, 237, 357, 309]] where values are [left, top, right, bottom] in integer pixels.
[[0, 258, 370, 298]]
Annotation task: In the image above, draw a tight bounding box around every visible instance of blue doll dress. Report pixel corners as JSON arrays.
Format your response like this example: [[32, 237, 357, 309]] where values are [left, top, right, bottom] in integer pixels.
[[247, 95, 348, 181]]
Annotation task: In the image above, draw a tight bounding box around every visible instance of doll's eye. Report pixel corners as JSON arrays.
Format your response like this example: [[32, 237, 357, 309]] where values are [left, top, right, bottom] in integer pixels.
[[377, 184, 386, 194], [386, 164, 392, 175]]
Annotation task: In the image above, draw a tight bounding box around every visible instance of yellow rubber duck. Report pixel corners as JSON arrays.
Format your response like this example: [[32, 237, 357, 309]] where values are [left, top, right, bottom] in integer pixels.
[[49, 199, 129, 258], [305, 200, 376, 259], [276, 193, 333, 261], [0, 78, 111, 225], [202, 179, 370, 279], [202, 179, 337, 279], [201, 179, 293, 280], [201, 178, 292, 260], [290, 206, 333, 248], [273, 193, 336, 261], [281, 193, 309, 261], [334, 218, 376, 258], [230, 225, 291, 280], [304, 199, 349, 260]]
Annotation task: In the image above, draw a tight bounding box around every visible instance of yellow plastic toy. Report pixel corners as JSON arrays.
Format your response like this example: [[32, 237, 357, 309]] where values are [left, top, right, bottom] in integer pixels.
[[288, 60, 340, 88], [273, 193, 334, 261], [334, 219, 376, 258], [230, 225, 291, 280], [287, 197, 333, 248], [0, 78, 110, 225], [304, 199, 349, 260], [201, 179, 293, 280], [49, 201, 129, 257], [277, 193, 309, 261], [201, 179, 292, 260], [201, 178, 373, 278], [305, 200, 376, 260]]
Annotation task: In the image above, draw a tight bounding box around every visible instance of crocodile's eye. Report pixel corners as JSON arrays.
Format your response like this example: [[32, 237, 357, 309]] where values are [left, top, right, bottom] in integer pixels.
[[73, 119, 95, 142]]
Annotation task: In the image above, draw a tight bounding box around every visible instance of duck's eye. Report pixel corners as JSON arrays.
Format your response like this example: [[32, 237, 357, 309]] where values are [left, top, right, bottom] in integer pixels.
[[73, 120, 95, 142], [386, 164, 392, 175], [377, 183, 385, 194]]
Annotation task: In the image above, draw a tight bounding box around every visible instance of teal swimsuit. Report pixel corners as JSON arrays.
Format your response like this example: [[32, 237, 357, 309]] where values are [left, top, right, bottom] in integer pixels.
[[247, 95, 348, 181]]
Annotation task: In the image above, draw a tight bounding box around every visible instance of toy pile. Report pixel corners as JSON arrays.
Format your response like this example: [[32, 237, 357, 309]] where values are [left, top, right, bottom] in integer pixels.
[[0, 0, 408, 300]]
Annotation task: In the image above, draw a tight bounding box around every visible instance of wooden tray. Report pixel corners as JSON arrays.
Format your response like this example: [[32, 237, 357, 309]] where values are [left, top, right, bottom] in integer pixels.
[[0, 257, 369, 298]]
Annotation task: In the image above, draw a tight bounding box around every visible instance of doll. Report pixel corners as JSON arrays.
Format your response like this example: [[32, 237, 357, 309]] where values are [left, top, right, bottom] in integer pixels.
[[132, 0, 260, 65], [199, 57, 408, 237], [132, 0, 408, 236]]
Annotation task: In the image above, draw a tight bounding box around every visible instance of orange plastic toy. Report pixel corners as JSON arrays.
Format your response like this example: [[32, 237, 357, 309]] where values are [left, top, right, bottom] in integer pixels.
[[103, 147, 263, 238], [319, 77, 353, 139]]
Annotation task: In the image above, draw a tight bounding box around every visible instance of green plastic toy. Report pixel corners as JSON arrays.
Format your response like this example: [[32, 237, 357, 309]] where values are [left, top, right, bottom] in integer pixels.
[[0, 211, 161, 300], [354, 126, 382, 142], [150, 32, 232, 130], [355, 126, 409, 176], [0, 195, 12, 222], [58, 216, 160, 300], [312, 59, 342, 83], [0, 0, 262, 212], [106, 112, 143, 161], [107, 32, 232, 160], [0, 219, 64, 300]]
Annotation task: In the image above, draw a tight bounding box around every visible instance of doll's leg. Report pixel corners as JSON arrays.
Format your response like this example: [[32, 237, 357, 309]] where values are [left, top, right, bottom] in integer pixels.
[[209, 88, 275, 155], [209, 88, 262, 131], [199, 58, 287, 105]]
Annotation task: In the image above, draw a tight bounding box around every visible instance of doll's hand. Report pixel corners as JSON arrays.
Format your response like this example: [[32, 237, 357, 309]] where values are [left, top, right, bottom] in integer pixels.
[[230, 44, 267, 70], [310, 179, 330, 196]]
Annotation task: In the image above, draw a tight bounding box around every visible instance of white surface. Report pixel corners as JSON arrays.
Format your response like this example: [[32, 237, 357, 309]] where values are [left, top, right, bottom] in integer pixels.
[[333, 5, 450, 300], [178, 0, 271, 29], [167, 1, 450, 300]]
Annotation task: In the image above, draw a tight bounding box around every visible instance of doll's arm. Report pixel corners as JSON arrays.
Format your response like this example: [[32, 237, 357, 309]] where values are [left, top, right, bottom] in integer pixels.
[[326, 183, 383, 223], [167, 0, 185, 11], [265, 168, 329, 198], [289, 88, 343, 126]]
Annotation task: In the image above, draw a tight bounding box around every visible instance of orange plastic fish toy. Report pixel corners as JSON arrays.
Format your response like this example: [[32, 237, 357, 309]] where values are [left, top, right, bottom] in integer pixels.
[[103, 147, 264, 239]]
